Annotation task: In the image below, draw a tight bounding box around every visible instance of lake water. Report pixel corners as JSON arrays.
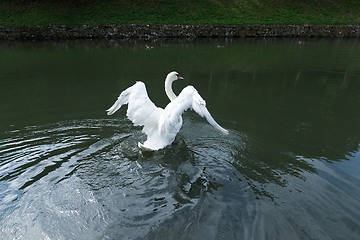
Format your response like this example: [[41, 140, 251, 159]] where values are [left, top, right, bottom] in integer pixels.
[[1, 38, 360, 239]]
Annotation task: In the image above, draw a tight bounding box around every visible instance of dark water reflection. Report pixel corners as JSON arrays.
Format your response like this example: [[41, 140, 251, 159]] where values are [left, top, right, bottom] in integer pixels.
[[1, 38, 360, 239]]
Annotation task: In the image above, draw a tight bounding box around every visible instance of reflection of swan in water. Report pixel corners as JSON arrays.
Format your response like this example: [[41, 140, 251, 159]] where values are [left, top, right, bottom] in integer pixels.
[[106, 71, 229, 151]]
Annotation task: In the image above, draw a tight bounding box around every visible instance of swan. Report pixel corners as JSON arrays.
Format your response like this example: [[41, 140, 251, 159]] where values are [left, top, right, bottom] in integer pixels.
[[106, 71, 228, 151]]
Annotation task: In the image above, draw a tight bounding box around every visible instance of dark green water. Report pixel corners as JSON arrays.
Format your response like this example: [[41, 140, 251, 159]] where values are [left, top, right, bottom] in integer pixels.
[[1, 38, 360, 239]]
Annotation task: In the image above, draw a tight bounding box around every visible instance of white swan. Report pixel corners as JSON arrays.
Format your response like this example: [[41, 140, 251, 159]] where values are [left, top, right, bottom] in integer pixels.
[[106, 71, 228, 151]]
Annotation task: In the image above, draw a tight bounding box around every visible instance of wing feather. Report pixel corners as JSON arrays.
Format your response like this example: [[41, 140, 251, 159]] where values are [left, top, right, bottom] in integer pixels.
[[106, 81, 162, 135], [191, 91, 229, 135], [159, 86, 228, 137], [106, 84, 134, 115]]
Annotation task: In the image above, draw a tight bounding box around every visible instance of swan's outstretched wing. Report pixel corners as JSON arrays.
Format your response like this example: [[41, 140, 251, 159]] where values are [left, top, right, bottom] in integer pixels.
[[191, 90, 229, 135], [106, 83, 134, 115], [159, 86, 229, 136], [106, 81, 163, 135]]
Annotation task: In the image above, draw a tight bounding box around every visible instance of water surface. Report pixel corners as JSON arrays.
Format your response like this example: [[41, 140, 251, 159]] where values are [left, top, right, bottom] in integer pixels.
[[1, 38, 360, 239]]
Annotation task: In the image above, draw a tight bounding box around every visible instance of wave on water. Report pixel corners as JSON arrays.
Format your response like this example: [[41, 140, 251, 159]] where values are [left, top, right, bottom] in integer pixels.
[[1, 117, 360, 239]]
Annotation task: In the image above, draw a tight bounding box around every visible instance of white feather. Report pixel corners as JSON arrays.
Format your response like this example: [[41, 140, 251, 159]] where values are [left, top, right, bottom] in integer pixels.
[[106, 72, 228, 151]]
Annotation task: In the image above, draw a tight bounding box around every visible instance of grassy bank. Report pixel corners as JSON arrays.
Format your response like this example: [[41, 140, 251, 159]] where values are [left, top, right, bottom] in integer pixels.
[[0, 0, 359, 26]]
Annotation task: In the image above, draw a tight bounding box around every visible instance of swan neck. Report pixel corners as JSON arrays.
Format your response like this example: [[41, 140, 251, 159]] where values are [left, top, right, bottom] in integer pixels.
[[165, 78, 176, 101]]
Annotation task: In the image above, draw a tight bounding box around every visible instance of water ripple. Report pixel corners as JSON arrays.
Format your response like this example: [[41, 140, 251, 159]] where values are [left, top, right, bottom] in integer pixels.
[[1, 116, 360, 239]]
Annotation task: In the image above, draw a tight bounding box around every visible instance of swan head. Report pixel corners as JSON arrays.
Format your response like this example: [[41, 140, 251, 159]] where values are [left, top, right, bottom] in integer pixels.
[[167, 71, 184, 82], [165, 71, 183, 101]]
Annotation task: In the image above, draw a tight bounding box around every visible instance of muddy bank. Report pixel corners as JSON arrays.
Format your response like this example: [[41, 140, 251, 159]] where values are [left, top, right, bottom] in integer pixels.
[[1, 24, 359, 39]]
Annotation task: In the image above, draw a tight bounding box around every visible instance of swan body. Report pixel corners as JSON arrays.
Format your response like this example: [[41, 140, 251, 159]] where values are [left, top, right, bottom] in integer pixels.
[[106, 71, 228, 151]]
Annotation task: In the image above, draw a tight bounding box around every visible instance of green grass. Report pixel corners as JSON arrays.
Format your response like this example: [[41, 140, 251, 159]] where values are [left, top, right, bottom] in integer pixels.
[[0, 0, 359, 26]]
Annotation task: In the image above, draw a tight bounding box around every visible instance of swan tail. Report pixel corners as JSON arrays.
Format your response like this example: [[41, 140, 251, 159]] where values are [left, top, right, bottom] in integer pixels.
[[106, 85, 134, 115], [138, 142, 155, 151]]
